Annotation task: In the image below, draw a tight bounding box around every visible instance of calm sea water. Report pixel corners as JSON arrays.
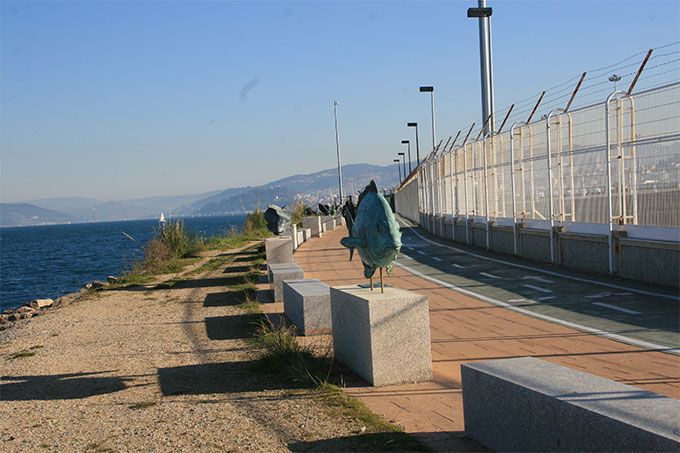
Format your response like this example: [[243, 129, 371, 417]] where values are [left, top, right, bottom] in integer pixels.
[[0, 214, 247, 312]]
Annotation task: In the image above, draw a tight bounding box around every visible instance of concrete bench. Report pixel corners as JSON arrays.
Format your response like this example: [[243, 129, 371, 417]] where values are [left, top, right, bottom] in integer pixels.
[[461, 357, 680, 452], [265, 237, 292, 265], [302, 216, 322, 238], [267, 263, 304, 302], [330, 285, 432, 386], [283, 279, 331, 336]]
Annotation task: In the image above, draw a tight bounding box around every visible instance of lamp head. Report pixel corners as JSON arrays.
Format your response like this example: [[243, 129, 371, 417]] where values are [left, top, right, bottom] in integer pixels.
[[419, 86, 434, 92], [407, 122, 417, 127]]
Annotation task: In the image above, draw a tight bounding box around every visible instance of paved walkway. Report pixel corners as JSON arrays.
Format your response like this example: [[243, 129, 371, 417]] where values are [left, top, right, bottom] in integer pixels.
[[278, 224, 679, 452]]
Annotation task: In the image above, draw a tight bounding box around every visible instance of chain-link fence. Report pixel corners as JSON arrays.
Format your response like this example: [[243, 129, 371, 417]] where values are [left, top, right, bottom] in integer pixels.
[[418, 82, 680, 230]]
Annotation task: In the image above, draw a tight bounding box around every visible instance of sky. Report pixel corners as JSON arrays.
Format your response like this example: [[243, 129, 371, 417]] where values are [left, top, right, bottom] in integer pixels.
[[1, 0, 679, 203]]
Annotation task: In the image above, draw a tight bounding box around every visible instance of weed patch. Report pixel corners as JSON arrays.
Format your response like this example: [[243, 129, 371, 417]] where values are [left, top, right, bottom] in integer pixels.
[[8, 350, 36, 360], [128, 401, 157, 410]]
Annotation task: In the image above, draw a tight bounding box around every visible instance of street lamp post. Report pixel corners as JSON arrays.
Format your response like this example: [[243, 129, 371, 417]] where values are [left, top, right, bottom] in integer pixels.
[[407, 122, 420, 167], [401, 140, 412, 174], [398, 152, 406, 181], [468, 0, 496, 136], [394, 159, 402, 183], [333, 100, 344, 201], [419, 86, 436, 151]]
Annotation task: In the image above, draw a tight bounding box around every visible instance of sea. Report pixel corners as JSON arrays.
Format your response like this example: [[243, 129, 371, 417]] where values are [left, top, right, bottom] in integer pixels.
[[0, 214, 247, 313]]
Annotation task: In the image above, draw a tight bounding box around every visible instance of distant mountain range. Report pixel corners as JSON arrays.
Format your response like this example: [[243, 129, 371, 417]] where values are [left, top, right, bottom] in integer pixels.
[[1, 163, 405, 227]]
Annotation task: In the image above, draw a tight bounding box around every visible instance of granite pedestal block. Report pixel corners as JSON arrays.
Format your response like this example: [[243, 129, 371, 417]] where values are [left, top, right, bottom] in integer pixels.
[[265, 238, 293, 265], [330, 285, 432, 386], [461, 357, 680, 452], [302, 228, 311, 242], [321, 215, 335, 231], [291, 225, 298, 250], [268, 263, 304, 302], [283, 279, 332, 335], [302, 216, 322, 238]]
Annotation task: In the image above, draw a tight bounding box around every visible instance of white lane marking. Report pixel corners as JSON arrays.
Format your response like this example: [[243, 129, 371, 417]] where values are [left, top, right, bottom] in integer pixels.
[[508, 298, 526, 302], [536, 296, 556, 301], [417, 250, 426, 255], [452, 263, 466, 269], [394, 261, 679, 355], [592, 302, 642, 315], [522, 284, 553, 293], [480, 272, 502, 279], [585, 291, 635, 299], [585, 292, 612, 299], [397, 218, 679, 301], [523, 275, 554, 284], [432, 257, 443, 262]]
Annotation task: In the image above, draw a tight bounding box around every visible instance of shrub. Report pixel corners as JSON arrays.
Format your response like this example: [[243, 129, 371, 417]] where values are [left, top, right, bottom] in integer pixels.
[[243, 209, 269, 236], [156, 219, 202, 259], [290, 200, 306, 226]]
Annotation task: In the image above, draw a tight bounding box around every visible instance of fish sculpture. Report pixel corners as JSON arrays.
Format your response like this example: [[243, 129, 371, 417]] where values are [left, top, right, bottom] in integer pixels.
[[264, 204, 292, 236], [340, 181, 402, 290]]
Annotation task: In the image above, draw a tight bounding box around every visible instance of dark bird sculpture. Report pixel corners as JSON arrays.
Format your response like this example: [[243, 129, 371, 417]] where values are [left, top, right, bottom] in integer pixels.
[[264, 205, 292, 236]]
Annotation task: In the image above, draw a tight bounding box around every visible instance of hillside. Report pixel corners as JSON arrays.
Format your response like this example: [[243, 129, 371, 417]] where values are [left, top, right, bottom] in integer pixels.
[[7, 162, 405, 225], [0, 203, 77, 227], [192, 163, 401, 216]]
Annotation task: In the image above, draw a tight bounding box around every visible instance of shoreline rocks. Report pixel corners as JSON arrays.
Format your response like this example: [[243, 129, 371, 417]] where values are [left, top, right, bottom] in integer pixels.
[[1, 276, 115, 330]]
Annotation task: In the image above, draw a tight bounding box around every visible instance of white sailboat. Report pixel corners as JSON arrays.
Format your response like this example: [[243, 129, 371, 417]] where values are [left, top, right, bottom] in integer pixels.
[[159, 211, 166, 227]]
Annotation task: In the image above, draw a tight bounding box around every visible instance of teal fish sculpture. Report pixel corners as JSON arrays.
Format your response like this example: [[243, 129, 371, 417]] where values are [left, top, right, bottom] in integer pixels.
[[340, 181, 402, 288]]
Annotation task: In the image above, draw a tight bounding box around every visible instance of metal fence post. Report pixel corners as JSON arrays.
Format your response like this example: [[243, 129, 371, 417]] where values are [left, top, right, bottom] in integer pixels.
[[546, 109, 565, 264], [511, 121, 526, 255], [483, 133, 492, 249]]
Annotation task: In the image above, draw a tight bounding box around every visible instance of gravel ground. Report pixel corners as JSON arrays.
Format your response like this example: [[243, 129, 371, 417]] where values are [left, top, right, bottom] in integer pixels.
[[0, 244, 395, 452]]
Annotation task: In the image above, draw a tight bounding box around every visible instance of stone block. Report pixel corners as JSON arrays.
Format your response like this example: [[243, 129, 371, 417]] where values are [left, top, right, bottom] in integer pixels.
[[265, 238, 293, 265], [268, 263, 304, 302], [283, 279, 332, 335], [330, 285, 432, 386], [321, 215, 335, 231], [461, 357, 680, 452], [302, 228, 311, 242], [302, 216, 322, 238]]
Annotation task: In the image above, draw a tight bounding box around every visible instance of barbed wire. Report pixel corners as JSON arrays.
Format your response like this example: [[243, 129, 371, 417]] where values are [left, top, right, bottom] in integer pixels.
[[443, 42, 680, 143]]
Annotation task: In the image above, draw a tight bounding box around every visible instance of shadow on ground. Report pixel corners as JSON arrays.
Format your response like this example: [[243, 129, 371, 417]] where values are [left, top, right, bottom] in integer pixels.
[[0, 371, 132, 400], [288, 430, 489, 452], [157, 360, 300, 396], [203, 291, 252, 307], [205, 314, 261, 340]]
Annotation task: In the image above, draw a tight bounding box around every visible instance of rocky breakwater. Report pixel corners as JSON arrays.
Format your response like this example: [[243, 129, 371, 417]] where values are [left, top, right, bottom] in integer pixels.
[[0, 276, 119, 330]]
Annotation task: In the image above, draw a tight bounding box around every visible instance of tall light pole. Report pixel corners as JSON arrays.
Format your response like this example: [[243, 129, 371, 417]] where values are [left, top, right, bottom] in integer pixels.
[[333, 100, 344, 201], [407, 122, 420, 167], [398, 152, 406, 181], [468, 1, 495, 136], [419, 86, 436, 151], [394, 159, 402, 183], [401, 140, 412, 174]]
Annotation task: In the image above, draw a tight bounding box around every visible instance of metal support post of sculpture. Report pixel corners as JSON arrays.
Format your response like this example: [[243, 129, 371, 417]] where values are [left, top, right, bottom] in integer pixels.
[[340, 181, 402, 293]]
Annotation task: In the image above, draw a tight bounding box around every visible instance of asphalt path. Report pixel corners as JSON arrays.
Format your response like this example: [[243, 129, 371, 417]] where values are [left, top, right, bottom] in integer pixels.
[[395, 216, 680, 354]]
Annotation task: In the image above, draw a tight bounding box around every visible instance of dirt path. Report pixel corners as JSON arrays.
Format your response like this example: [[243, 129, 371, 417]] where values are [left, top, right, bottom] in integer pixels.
[[0, 243, 375, 452]]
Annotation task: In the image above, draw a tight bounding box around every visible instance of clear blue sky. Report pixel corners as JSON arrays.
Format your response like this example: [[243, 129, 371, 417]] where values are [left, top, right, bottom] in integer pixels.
[[2, 0, 678, 202]]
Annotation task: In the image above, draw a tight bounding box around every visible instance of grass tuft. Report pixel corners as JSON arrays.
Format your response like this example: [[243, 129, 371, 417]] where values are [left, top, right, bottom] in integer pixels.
[[128, 401, 157, 410], [8, 350, 36, 360]]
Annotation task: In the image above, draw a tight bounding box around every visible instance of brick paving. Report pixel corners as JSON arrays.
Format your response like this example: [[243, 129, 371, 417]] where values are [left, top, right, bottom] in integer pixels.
[[268, 226, 680, 452]]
